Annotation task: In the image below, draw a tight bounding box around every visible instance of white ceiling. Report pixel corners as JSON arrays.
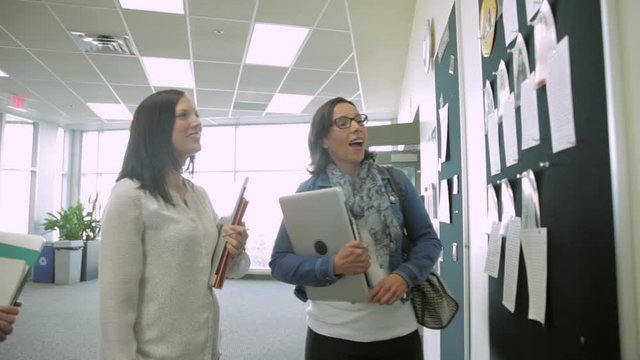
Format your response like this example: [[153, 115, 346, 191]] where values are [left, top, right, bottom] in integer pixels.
[[0, 0, 415, 130]]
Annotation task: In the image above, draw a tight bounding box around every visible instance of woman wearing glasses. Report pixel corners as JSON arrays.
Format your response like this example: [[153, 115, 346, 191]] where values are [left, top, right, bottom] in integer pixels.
[[270, 97, 441, 360]]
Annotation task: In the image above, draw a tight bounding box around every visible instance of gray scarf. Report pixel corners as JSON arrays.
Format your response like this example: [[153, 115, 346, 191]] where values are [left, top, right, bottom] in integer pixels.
[[327, 160, 402, 270]]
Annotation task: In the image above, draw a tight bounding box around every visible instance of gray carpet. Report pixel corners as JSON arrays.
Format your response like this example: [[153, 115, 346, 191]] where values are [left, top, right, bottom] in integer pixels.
[[0, 278, 307, 360]]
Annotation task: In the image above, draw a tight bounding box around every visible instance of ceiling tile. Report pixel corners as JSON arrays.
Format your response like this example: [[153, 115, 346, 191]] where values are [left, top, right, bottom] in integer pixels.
[[303, 96, 332, 114], [0, 29, 19, 47], [44, 0, 117, 7], [255, 0, 326, 27], [187, 0, 256, 21], [0, 0, 78, 52], [318, 72, 359, 97], [234, 91, 273, 103], [280, 68, 332, 95], [231, 109, 263, 118], [49, 4, 127, 36], [237, 65, 287, 93], [31, 50, 104, 83], [190, 17, 250, 63], [66, 82, 118, 103], [194, 61, 240, 90], [0, 48, 58, 81], [232, 101, 266, 111], [23, 79, 94, 118], [88, 54, 148, 85], [123, 11, 190, 58], [196, 89, 234, 108], [294, 29, 352, 70], [198, 108, 229, 118], [111, 84, 153, 105], [316, 0, 349, 31], [341, 56, 356, 72]]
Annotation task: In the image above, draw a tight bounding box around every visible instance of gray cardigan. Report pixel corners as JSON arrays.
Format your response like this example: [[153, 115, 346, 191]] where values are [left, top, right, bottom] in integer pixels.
[[99, 178, 249, 360]]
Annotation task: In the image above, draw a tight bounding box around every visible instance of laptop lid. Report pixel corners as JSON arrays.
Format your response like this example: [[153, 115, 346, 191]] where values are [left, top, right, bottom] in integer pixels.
[[279, 187, 369, 302]]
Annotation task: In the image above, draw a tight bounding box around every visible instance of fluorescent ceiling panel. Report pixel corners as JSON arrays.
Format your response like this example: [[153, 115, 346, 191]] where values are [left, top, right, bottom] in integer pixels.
[[142, 57, 194, 88], [265, 94, 312, 114], [246, 23, 309, 67], [118, 0, 184, 14], [0, 69, 8, 77], [88, 103, 132, 120]]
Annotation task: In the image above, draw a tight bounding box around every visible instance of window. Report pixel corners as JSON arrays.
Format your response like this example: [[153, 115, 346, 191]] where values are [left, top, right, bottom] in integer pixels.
[[0, 118, 35, 233]]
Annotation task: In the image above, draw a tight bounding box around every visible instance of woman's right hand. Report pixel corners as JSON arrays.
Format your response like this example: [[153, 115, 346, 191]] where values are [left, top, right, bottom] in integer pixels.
[[334, 240, 370, 275]]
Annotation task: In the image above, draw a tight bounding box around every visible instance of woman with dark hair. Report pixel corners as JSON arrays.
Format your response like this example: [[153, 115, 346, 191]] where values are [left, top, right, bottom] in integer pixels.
[[270, 97, 441, 360], [99, 89, 250, 360]]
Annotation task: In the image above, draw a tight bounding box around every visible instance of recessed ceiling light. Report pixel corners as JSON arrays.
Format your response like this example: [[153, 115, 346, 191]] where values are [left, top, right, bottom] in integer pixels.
[[118, 0, 184, 14], [265, 94, 312, 114], [0, 69, 8, 77], [246, 23, 309, 67], [141, 57, 194, 88], [87, 103, 132, 120]]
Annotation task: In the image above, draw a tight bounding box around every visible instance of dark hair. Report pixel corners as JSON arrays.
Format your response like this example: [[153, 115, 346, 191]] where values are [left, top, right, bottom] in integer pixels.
[[307, 97, 374, 174], [117, 89, 189, 205]]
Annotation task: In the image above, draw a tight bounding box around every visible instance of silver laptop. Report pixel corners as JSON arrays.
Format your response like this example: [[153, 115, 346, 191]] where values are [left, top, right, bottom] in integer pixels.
[[278, 187, 369, 302]]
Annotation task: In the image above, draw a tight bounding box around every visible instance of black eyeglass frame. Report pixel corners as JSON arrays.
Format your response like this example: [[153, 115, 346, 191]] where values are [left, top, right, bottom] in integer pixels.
[[332, 114, 369, 129]]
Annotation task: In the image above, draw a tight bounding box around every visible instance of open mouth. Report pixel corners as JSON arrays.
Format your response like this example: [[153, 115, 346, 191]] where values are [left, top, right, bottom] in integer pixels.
[[349, 139, 364, 148]]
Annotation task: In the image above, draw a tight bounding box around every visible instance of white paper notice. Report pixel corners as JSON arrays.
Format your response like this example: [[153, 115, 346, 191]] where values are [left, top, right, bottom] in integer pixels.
[[502, 0, 519, 46], [525, 0, 543, 22], [438, 179, 450, 224], [521, 227, 547, 325], [502, 94, 518, 167], [547, 36, 577, 153], [487, 184, 500, 233], [520, 76, 541, 150], [438, 104, 449, 163], [484, 222, 503, 278], [533, 0, 557, 87], [487, 112, 501, 175], [500, 179, 516, 236], [496, 60, 511, 118], [452, 174, 459, 194], [512, 33, 530, 107], [502, 217, 522, 312]]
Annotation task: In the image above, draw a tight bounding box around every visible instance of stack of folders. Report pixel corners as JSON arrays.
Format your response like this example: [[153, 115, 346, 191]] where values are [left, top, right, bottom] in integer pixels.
[[0, 232, 45, 306], [210, 177, 249, 289]]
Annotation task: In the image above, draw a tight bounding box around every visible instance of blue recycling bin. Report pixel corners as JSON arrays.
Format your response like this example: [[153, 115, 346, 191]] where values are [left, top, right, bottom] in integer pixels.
[[33, 243, 54, 283]]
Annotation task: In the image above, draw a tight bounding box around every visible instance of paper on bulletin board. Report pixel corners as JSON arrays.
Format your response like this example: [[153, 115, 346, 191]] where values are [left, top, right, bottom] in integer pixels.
[[502, 217, 522, 312], [438, 179, 451, 224], [487, 112, 501, 175], [483, 80, 496, 134], [533, 0, 557, 87], [484, 222, 502, 278], [500, 179, 516, 236], [521, 227, 547, 325], [502, 0, 519, 46], [547, 36, 577, 153], [496, 60, 510, 118], [487, 184, 500, 233], [502, 93, 518, 167], [520, 75, 541, 150], [438, 103, 449, 163], [512, 33, 530, 107], [525, 0, 543, 22]]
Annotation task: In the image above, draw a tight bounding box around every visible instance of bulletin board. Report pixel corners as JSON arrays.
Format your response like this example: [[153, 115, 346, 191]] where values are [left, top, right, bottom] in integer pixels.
[[480, 0, 619, 359], [434, 5, 464, 360]]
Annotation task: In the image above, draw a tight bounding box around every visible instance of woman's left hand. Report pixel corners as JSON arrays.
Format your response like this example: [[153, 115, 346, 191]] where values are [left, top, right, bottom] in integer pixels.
[[367, 273, 408, 305], [223, 224, 248, 257]]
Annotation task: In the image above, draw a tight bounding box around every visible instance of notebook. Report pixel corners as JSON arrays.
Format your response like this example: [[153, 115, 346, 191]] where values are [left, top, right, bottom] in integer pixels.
[[279, 187, 369, 302]]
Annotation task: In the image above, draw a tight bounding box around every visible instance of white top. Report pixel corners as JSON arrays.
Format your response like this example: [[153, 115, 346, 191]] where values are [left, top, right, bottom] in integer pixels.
[[307, 299, 418, 342], [99, 178, 249, 360]]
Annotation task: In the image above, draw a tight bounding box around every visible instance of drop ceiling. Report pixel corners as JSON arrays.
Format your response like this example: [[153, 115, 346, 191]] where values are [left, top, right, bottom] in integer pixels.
[[0, 0, 415, 130]]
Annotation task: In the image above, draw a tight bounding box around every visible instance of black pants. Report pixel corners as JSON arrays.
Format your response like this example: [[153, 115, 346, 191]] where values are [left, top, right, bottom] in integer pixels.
[[305, 327, 423, 360]]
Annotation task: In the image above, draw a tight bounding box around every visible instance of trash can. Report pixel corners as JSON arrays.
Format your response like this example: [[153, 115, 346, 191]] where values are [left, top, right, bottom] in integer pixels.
[[33, 242, 55, 283], [54, 240, 84, 284]]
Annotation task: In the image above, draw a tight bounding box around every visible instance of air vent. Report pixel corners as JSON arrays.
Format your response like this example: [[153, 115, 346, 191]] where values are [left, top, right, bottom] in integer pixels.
[[70, 32, 135, 56]]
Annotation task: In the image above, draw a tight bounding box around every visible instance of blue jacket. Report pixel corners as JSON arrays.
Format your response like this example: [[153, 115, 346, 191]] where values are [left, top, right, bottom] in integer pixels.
[[269, 165, 442, 299]]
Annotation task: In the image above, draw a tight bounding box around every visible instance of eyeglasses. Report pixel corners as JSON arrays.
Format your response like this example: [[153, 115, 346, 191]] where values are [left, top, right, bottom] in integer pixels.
[[333, 114, 368, 129]]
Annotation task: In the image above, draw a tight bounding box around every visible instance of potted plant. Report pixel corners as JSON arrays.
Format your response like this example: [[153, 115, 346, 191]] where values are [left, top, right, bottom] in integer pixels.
[[43, 195, 101, 283]]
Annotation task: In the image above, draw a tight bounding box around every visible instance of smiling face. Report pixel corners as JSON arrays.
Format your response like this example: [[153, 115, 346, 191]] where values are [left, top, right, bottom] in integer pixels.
[[322, 102, 368, 176], [172, 95, 202, 164]]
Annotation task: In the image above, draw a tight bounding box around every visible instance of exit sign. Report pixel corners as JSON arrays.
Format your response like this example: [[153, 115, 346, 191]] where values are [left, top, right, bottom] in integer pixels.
[[11, 94, 25, 109]]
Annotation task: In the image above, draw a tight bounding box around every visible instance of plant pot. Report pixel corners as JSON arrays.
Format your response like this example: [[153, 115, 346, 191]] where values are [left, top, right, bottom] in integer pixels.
[[81, 239, 100, 281], [54, 240, 84, 284]]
